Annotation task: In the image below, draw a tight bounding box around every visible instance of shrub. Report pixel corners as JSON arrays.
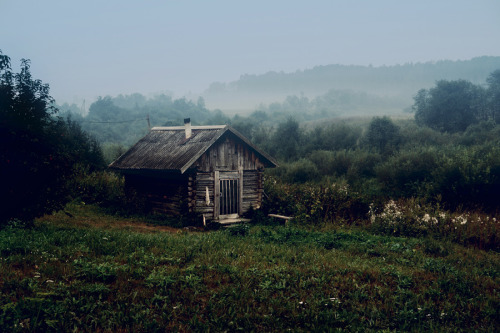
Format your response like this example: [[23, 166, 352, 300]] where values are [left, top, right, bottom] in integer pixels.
[[263, 177, 369, 225], [309, 150, 352, 177], [346, 150, 382, 182], [375, 148, 439, 198], [369, 198, 500, 250], [363, 116, 402, 154], [284, 158, 320, 183], [431, 144, 500, 212], [70, 165, 125, 206]]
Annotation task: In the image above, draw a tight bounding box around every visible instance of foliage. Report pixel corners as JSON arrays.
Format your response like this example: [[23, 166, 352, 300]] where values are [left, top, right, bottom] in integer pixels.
[[262, 113, 500, 212], [486, 69, 500, 123], [0, 51, 104, 226], [413, 79, 486, 132], [61, 94, 215, 147], [375, 147, 440, 198], [70, 167, 125, 206], [270, 117, 302, 161], [369, 199, 499, 251], [363, 116, 401, 154], [283, 158, 320, 183], [102, 143, 127, 165], [0, 206, 498, 331], [263, 177, 369, 225]]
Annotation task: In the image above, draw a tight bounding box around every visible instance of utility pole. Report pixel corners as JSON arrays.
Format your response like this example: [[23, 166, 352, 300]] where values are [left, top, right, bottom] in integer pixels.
[[147, 114, 151, 131]]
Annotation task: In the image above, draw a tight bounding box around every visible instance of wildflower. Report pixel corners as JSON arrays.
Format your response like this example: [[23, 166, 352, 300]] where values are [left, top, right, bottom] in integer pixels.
[[45, 279, 54, 283]]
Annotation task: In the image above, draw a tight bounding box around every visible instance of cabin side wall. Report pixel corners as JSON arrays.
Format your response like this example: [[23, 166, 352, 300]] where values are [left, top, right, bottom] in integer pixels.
[[125, 173, 189, 216], [242, 170, 263, 212], [193, 172, 216, 220]]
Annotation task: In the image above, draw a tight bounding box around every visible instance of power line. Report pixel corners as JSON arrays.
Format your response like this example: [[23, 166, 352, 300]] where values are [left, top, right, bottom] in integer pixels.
[[79, 118, 149, 124]]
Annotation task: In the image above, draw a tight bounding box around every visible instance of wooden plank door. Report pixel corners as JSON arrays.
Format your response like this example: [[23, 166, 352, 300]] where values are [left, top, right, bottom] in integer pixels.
[[215, 171, 242, 219], [220, 178, 239, 217]]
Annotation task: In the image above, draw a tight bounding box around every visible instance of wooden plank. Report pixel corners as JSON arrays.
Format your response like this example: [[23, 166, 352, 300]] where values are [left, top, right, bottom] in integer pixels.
[[268, 214, 294, 220], [218, 171, 239, 180], [238, 167, 243, 215], [214, 171, 219, 219]]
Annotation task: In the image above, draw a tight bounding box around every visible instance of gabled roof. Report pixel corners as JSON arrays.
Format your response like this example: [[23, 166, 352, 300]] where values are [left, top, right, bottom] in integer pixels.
[[109, 125, 278, 174]]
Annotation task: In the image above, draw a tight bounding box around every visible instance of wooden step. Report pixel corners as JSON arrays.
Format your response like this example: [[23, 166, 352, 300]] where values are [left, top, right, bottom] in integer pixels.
[[217, 218, 251, 225]]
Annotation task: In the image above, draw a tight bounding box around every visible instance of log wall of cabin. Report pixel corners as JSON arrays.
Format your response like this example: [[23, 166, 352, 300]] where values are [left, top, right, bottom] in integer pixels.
[[242, 170, 263, 212], [192, 134, 265, 219], [193, 172, 215, 220], [125, 173, 188, 216]]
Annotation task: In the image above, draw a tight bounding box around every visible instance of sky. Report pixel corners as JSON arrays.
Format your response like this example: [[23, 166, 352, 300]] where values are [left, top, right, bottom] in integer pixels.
[[1, 0, 500, 107]]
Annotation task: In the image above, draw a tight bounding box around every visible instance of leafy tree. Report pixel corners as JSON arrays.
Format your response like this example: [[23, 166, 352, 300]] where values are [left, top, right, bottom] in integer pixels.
[[307, 123, 361, 152], [486, 69, 500, 123], [0, 51, 104, 226], [413, 80, 485, 133], [271, 117, 302, 161], [364, 116, 401, 154]]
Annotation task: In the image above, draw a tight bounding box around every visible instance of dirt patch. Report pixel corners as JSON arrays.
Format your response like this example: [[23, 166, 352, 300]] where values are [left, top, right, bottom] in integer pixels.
[[117, 222, 181, 233], [36, 206, 209, 234]]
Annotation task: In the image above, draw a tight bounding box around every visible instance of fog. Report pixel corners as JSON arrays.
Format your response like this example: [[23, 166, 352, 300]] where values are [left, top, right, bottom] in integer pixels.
[[201, 57, 500, 114], [2, 0, 500, 113]]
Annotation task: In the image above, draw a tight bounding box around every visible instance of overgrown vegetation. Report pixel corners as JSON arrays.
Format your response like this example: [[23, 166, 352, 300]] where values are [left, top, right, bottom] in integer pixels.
[[0, 51, 105, 226], [2, 50, 499, 331], [0, 205, 498, 332]]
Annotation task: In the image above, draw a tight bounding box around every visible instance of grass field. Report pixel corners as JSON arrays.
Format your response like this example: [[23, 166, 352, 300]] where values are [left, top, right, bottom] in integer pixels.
[[1, 203, 498, 332]]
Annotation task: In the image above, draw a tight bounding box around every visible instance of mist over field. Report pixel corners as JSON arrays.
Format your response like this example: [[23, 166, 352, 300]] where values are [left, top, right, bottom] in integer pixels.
[[201, 57, 500, 114]]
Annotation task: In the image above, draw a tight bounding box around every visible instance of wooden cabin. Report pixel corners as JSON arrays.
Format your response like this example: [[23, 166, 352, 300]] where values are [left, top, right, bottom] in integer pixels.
[[109, 119, 278, 223]]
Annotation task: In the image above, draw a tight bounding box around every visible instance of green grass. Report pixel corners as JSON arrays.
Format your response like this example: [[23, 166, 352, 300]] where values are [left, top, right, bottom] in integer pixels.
[[0, 205, 498, 332]]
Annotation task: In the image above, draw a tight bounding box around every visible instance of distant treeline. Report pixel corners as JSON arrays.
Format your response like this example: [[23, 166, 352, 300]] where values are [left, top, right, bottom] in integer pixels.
[[203, 56, 500, 112], [208, 56, 500, 94]]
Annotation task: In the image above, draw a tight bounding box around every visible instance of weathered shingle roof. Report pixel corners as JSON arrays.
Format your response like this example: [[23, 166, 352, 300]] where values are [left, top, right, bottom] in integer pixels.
[[109, 125, 277, 174]]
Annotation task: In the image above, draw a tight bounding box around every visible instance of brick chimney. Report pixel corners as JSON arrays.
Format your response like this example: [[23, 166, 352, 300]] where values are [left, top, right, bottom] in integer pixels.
[[184, 118, 192, 139]]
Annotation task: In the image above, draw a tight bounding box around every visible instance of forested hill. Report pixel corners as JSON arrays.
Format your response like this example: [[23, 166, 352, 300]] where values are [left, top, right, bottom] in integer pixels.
[[203, 56, 500, 112]]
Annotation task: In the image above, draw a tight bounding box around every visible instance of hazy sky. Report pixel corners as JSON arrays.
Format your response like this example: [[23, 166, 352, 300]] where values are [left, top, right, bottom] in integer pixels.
[[1, 0, 500, 106]]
